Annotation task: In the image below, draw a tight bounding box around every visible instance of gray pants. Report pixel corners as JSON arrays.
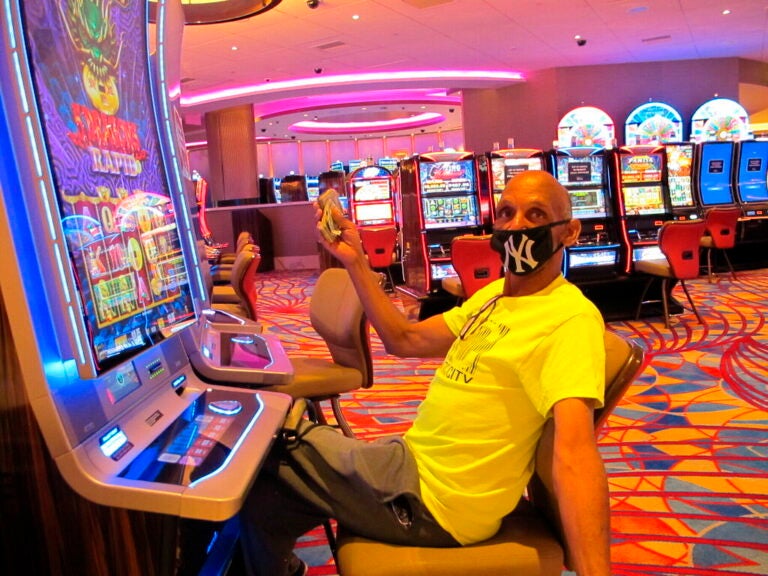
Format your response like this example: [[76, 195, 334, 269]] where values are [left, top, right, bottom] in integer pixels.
[[238, 420, 459, 575]]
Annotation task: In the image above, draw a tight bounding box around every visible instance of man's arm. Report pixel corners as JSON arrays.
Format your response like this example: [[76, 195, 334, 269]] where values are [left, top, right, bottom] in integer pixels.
[[551, 397, 611, 576], [314, 205, 456, 358]]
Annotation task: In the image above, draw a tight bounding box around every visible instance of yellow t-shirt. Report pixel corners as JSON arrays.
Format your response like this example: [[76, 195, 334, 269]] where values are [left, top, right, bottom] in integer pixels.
[[403, 275, 605, 545]]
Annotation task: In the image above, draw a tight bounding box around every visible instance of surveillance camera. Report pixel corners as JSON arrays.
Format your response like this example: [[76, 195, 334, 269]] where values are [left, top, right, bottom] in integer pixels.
[[314, 67, 323, 74], [261, 128, 266, 133], [448, 108, 455, 113], [307, 0, 319, 8], [576, 38, 587, 47]]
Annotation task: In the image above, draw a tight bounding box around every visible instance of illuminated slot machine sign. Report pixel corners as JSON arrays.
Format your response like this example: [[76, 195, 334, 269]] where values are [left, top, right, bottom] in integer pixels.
[[625, 102, 683, 146], [306, 175, 320, 202], [557, 106, 615, 149], [734, 140, 768, 215], [690, 98, 750, 143], [0, 0, 289, 519], [377, 157, 399, 173], [349, 165, 396, 227], [664, 143, 698, 219]]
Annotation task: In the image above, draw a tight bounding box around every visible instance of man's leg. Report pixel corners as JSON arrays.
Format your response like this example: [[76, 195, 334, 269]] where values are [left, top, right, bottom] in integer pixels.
[[239, 422, 457, 575]]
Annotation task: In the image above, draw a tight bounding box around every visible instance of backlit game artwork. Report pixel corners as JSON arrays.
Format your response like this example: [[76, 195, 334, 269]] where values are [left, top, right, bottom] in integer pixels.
[[625, 102, 683, 145], [557, 106, 615, 148], [690, 98, 750, 143], [22, 0, 196, 370]]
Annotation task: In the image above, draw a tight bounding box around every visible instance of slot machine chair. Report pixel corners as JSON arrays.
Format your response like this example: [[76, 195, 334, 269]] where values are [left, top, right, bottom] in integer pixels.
[[263, 267, 374, 439], [699, 206, 740, 283], [334, 331, 645, 576], [210, 231, 255, 284], [359, 226, 399, 291], [210, 244, 261, 321], [441, 234, 501, 301], [634, 220, 707, 329]]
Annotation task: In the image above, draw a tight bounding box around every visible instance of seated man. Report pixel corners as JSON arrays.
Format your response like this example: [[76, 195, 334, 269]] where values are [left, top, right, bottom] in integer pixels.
[[239, 170, 610, 576]]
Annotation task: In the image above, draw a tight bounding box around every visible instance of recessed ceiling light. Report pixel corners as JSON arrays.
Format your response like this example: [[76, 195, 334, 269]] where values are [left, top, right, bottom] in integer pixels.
[[231, 46, 238, 51], [352, 14, 360, 20], [722, 9, 731, 15]]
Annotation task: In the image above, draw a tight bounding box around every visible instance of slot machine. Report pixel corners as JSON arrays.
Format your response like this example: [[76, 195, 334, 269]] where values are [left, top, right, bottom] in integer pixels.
[[733, 140, 768, 216], [612, 145, 673, 267], [398, 151, 484, 297], [306, 175, 320, 202], [663, 142, 700, 220], [0, 0, 291, 545], [550, 146, 624, 281], [693, 141, 738, 210], [348, 165, 397, 228], [479, 148, 547, 221], [732, 139, 768, 246]]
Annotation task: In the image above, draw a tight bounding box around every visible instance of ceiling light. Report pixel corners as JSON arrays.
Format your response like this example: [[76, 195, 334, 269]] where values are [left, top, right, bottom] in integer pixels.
[[722, 9, 731, 15], [352, 14, 360, 20]]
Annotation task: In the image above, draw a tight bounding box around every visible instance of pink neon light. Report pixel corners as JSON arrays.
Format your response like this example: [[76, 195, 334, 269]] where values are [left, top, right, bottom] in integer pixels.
[[290, 112, 444, 134], [181, 70, 524, 107]]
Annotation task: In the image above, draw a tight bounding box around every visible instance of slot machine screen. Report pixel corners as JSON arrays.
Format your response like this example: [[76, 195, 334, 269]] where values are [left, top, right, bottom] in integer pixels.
[[622, 185, 666, 215], [354, 202, 394, 226], [490, 157, 543, 193], [665, 144, 695, 208], [620, 153, 663, 183], [569, 188, 608, 219], [419, 160, 476, 195], [377, 158, 399, 172], [306, 176, 320, 202], [353, 178, 391, 202], [422, 195, 480, 229], [555, 156, 604, 186], [699, 143, 735, 206], [23, 0, 197, 374], [736, 141, 768, 203]]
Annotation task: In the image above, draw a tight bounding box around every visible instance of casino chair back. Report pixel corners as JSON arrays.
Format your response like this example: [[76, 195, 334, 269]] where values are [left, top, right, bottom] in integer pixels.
[[335, 331, 645, 576], [209, 244, 260, 320], [634, 219, 707, 328], [700, 206, 740, 283], [261, 267, 374, 438], [441, 234, 501, 301], [359, 226, 398, 290]]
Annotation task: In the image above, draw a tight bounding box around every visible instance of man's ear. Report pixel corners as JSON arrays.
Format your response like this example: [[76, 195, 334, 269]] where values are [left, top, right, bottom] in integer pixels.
[[562, 218, 581, 247]]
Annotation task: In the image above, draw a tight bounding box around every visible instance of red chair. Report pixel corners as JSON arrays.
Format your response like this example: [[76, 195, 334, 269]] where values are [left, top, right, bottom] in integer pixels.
[[699, 206, 741, 283], [442, 234, 502, 301], [359, 226, 398, 290], [634, 220, 707, 328]]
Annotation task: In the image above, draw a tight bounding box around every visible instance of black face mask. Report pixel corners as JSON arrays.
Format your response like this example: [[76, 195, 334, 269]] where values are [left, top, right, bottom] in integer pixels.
[[490, 219, 570, 276]]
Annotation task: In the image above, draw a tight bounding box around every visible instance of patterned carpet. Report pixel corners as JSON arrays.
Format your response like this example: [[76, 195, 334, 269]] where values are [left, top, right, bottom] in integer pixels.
[[253, 268, 768, 576]]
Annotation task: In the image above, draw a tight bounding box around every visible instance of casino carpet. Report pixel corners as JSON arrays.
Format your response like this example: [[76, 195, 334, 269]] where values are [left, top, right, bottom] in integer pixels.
[[252, 268, 768, 576]]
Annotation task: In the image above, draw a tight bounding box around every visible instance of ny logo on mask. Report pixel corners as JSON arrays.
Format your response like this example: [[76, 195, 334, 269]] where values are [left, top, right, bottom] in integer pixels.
[[504, 233, 538, 273]]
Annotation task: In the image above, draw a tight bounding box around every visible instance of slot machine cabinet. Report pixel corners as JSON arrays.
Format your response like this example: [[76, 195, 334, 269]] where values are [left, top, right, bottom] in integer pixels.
[[318, 169, 349, 213], [611, 145, 673, 269], [398, 152, 485, 300], [550, 146, 624, 281], [664, 142, 701, 221], [731, 140, 768, 256], [480, 148, 547, 222], [348, 165, 397, 228], [0, 0, 291, 572]]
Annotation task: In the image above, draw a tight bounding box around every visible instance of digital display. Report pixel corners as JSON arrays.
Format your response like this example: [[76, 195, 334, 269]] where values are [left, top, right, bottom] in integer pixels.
[[569, 187, 608, 219], [736, 141, 768, 203], [419, 160, 476, 195], [422, 195, 480, 229], [698, 143, 735, 206], [377, 158, 399, 172], [307, 176, 320, 202], [23, 0, 196, 373], [431, 262, 457, 279], [353, 178, 391, 202], [555, 156, 604, 186], [568, 248, 619, 268], [665, 144, 695, 208], [620, 153, 663, 183], [490, 157, 543, 192], [354, 202, 394, 226], [622, 185, 666, 216]]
